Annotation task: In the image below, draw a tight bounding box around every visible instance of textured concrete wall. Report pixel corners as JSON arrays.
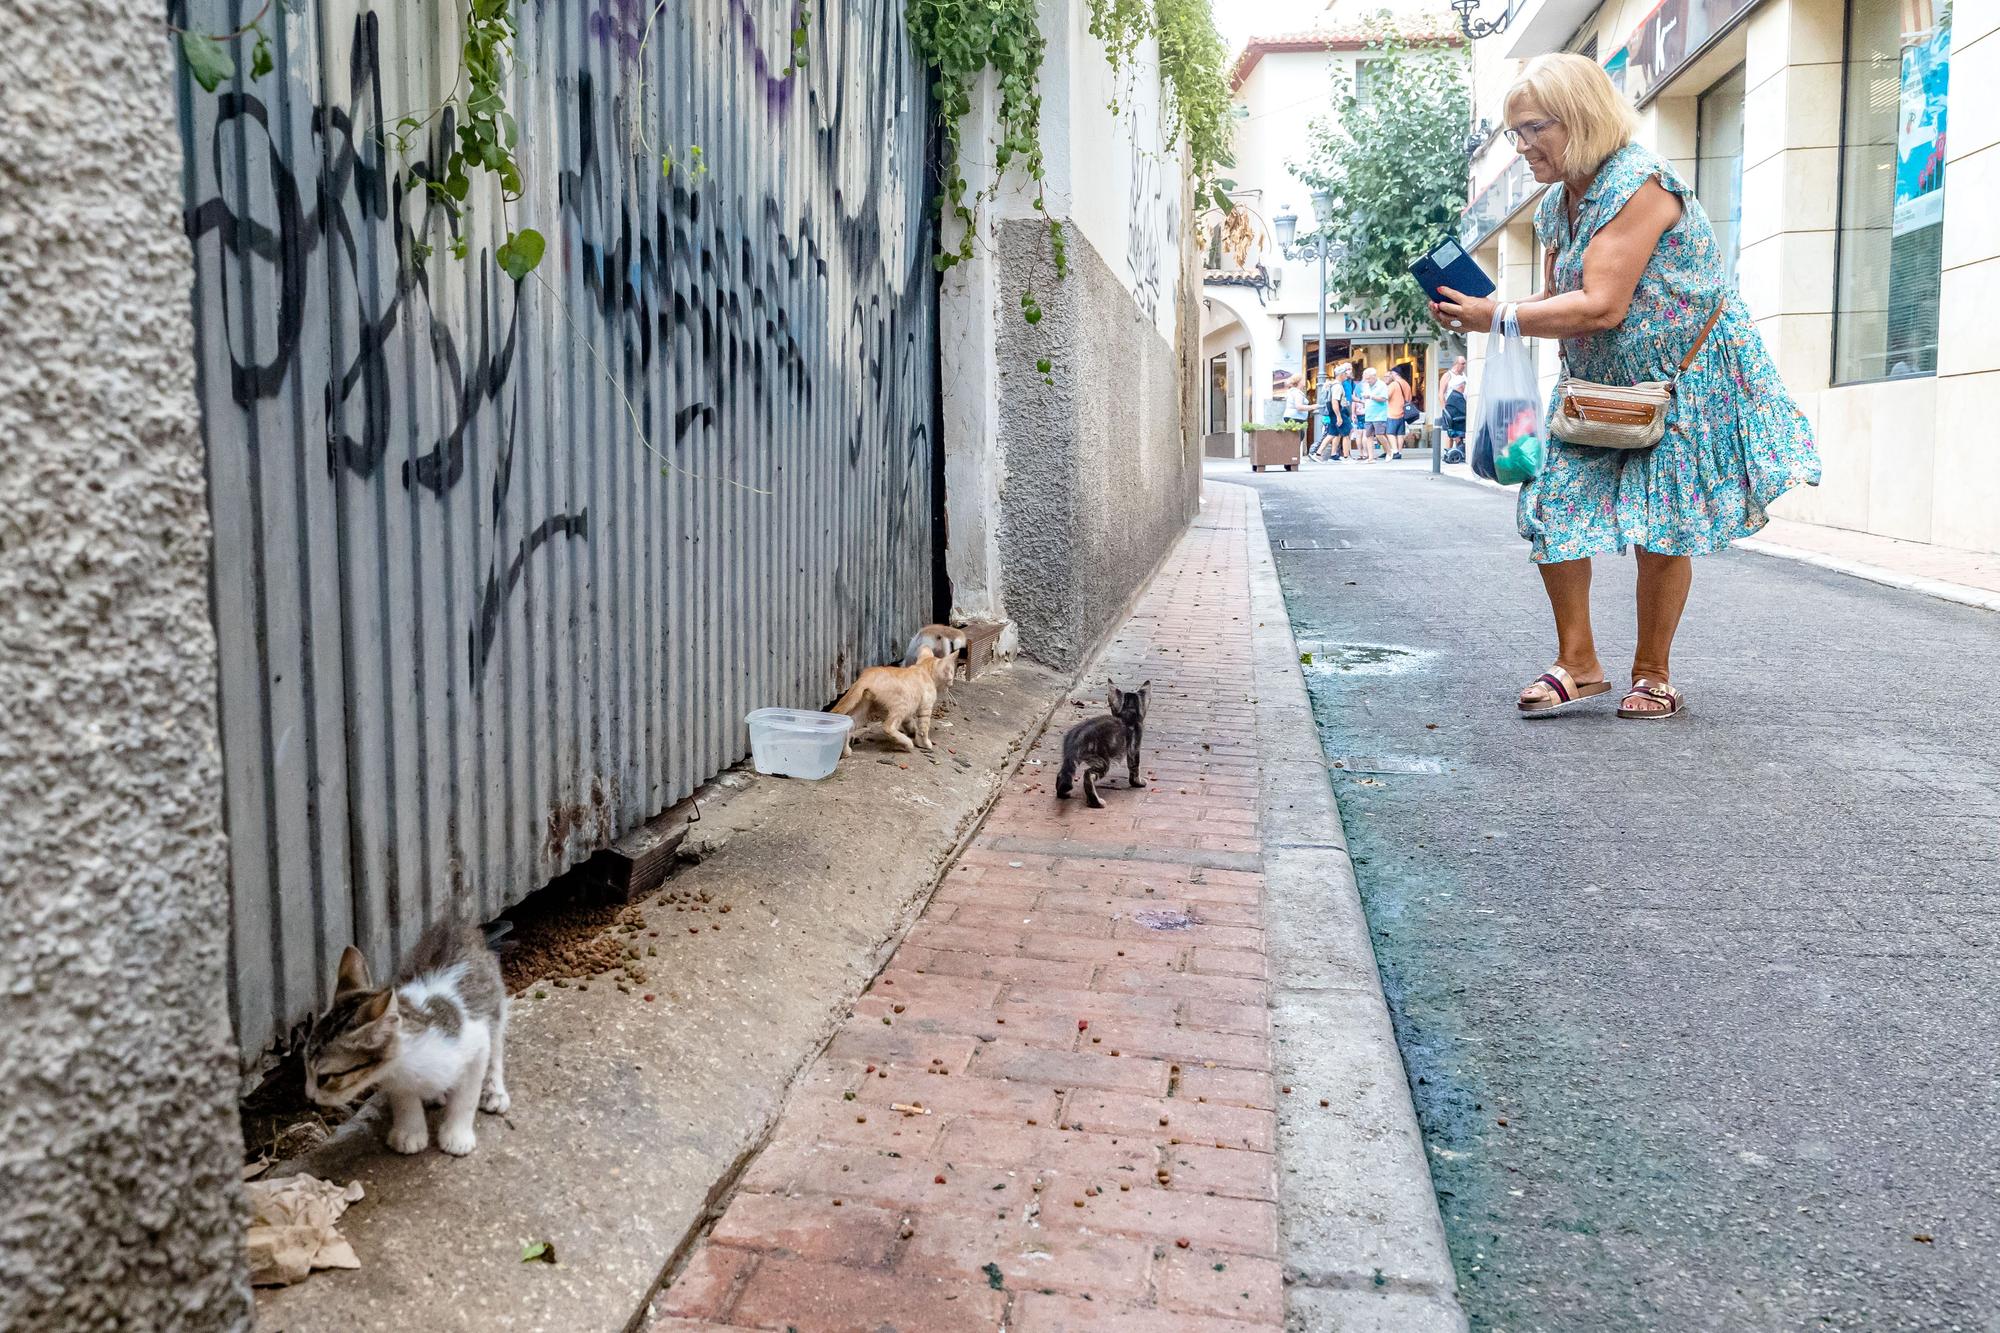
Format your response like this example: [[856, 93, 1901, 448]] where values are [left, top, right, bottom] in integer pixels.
[[0, 6, 250, 1329], [996, 219, 1201, 668]]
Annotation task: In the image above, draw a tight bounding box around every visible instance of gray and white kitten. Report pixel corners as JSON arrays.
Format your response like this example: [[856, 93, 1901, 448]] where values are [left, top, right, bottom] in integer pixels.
[[304, 921, 510, 1156], [1055, 682, 1149, 808]]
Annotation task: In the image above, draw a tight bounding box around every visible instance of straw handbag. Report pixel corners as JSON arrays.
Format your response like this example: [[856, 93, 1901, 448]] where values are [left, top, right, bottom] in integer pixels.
[[1550, 301, 1723, 450]]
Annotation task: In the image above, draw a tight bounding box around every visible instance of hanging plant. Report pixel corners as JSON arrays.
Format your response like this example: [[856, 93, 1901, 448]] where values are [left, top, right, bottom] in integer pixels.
[[905, 0, 1070, 301], [1085, 0, 1235, 211]]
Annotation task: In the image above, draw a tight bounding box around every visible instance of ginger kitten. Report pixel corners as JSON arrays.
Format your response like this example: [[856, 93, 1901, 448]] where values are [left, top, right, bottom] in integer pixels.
[[831, 646, 957, 754], [303, 921, 510, 1156]]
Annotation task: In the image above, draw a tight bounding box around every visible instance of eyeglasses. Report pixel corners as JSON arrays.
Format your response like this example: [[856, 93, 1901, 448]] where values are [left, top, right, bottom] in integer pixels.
[[1503, 117, 1561, 148]]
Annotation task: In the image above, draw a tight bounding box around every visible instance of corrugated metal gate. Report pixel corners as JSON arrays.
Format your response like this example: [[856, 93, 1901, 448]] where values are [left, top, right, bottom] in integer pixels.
[[174, 0, 939, 1061]]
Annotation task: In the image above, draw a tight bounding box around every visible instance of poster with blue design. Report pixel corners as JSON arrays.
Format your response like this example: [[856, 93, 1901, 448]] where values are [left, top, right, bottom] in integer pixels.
[[1892, 21, 1950, 236]]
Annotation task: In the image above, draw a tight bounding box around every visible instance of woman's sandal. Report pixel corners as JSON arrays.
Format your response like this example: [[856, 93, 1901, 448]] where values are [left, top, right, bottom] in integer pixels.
[[1616, 679, 1685, 720], [1518, 665, 1613, 715]]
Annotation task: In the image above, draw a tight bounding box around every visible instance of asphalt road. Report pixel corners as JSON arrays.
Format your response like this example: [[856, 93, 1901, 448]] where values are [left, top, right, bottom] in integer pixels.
[[1235, 460, 2000, 1333]]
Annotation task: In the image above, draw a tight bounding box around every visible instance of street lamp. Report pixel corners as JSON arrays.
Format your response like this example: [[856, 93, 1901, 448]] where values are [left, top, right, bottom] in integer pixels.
[[1277, 192, 1345, 454], [1272, 204, 1298, 252], [1449, 0, 1515, 40]]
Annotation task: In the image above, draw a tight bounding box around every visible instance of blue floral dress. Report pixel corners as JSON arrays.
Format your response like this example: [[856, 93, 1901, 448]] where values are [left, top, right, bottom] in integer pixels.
[[1519, 144, 1820, 563]]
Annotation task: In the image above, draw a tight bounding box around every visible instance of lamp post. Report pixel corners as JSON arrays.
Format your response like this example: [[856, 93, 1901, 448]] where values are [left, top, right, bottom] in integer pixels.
[[1449, 0, 1515, 39], [1275, 192, 1344, 456]]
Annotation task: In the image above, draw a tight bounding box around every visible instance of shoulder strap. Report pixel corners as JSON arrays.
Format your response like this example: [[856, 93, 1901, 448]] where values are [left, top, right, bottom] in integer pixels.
[[1675, 300, 1725, 377]]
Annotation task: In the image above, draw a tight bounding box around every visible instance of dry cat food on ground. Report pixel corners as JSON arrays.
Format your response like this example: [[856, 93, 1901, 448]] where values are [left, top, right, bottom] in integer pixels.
[[499, 893, 649, 992]]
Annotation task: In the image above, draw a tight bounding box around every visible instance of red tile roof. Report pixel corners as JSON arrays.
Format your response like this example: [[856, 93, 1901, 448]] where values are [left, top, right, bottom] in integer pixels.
[[1231, 28, 1463, 90]]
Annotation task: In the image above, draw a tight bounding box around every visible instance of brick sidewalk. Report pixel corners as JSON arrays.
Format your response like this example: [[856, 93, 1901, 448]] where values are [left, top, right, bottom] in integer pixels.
[[651, 487, 1283, 1332]]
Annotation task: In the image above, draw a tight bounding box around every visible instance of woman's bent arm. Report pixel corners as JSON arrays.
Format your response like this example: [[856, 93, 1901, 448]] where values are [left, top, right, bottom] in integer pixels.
[[1513, 179, 1681, 339], [1431, 177, 1681, 336]]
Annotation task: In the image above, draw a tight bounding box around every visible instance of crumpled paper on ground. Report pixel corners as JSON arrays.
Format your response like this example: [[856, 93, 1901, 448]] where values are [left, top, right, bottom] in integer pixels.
[[245, 1174, 365, 1286]]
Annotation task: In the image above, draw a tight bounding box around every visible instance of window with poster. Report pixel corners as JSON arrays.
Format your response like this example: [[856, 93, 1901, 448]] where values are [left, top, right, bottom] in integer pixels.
[[1696, 63, 1747, 285], [1832, 0, 1950, 383], [1207, 355, 1228, 434]]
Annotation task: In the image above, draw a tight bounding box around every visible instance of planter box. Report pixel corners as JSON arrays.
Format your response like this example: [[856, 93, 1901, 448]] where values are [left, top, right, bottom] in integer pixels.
[[1246, 428, 1300, 472]]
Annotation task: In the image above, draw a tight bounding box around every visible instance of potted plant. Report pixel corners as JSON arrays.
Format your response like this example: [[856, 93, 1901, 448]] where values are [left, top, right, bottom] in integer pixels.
[[1243, 421, 1302, 472]]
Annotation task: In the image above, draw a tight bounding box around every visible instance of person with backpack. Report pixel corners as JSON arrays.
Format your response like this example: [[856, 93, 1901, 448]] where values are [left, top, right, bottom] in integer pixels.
[[1313, 362, 1352, 461], [1383, 365, 1412, 461]]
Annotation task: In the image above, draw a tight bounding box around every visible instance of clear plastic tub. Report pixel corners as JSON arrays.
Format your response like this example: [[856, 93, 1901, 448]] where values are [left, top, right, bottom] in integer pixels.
[[745, 708, 854, 780]]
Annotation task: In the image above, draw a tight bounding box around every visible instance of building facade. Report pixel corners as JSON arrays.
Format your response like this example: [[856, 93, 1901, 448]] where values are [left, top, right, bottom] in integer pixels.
[[1200, 8, 1461, 458], [1463, 0, 1996, 553]]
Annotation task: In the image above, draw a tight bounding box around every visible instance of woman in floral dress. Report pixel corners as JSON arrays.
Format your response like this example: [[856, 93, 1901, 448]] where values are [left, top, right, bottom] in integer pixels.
[[1431, 53, 1820, 719]]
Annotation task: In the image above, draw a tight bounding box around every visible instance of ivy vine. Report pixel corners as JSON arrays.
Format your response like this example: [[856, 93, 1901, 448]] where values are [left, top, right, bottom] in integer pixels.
[[905, 0, 1069, 349], [906, 0, 1230, 365], [180, 0, 543, 280]]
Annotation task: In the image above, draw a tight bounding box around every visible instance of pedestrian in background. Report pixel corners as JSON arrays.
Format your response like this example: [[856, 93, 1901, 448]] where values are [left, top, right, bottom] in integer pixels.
[[1281, 375, 1309, 431], [1438, 354, 1469, 457], [1441, 353, 1468, 403], [1314, 363, 1352, 461], [1342, 362, 1368, 459], [1360, 367, 1389, 460], [1441, 379, 1468, 459], [1383, 365, 1410, 461], [1429, 52, 1819, 720]]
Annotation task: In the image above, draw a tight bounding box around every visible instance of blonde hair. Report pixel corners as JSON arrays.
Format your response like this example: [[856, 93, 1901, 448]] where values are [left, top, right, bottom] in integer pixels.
[[1504, 52, 1635, 180]]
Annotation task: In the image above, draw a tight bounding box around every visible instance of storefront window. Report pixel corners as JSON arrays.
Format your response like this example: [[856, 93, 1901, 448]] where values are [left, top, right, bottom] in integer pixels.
[[1832, 0, 1950, 382], [1207, 355, 1228, 433], [1696, 64, 1746, 286]]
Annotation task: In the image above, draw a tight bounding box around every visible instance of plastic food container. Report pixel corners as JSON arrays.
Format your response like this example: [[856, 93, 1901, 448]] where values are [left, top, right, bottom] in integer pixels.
[[745, 708, 853, 780]]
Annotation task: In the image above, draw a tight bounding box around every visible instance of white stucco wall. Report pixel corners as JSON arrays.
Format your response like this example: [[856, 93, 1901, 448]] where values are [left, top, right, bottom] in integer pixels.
[[941, 0, 1199, 637], [1004, 0, 1184, 343]]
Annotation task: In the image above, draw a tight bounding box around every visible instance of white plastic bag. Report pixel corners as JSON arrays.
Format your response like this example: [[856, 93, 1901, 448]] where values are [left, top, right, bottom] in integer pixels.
[[1472, 331, 1544, 485]]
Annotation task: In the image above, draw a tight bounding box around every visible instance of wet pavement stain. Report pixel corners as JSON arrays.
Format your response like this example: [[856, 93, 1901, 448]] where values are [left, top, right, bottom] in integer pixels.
[[1295, 641, 1433, 676]]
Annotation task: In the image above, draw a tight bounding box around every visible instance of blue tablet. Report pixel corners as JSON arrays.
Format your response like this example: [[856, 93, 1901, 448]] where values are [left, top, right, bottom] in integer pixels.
[[1409, 239, 1496, 303]]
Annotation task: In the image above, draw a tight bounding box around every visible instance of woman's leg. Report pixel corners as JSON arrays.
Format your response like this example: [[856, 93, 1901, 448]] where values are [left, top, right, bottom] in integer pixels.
[[1521, 557, 1604, 704], [1628, 547, 1694, 710]]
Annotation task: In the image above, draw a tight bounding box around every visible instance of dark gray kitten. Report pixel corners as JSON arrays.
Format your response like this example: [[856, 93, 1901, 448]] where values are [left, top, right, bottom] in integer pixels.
[[303, 921, 509, 1156], [1055, 682, 1150, 808]]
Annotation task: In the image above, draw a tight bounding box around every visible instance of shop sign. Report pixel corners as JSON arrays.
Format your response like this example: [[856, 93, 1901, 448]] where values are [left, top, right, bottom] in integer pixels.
[[1326, 309, 1417, 339], [1611, 0, 1757, 104]]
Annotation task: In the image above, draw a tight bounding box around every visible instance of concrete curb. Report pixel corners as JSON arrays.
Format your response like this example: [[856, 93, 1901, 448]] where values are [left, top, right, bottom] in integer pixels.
[[1733, 538, 2000, 614], [1228, 481, 1468, 1332]]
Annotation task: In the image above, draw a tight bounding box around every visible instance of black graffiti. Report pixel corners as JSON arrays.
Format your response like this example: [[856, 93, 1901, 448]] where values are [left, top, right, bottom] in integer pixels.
[[182, 0, 936, 692], [1126, 123, 1182, 327]]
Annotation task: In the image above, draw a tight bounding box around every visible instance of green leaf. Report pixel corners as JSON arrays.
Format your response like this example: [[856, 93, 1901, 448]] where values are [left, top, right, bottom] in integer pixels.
[[496, 228, 545, 281], [249, 28, 274, 80], [520, 1240, 557, 1264], [1035, 358, 1051, 374], [180, 32, 235, 93], [982, 1262, 1005, 1290]]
